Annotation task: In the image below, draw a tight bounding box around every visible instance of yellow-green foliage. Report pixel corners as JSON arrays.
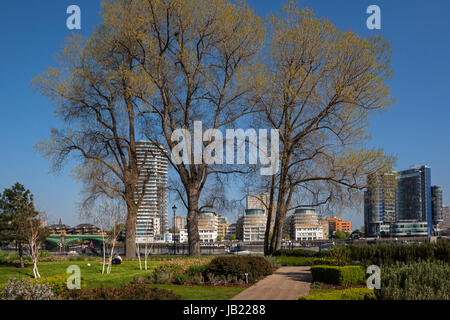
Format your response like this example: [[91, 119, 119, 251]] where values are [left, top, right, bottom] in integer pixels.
[[310, 265, 366, 286], [152, 257, 215, 279], [300, 288, 376, 300], [35, 274, 86, 296]]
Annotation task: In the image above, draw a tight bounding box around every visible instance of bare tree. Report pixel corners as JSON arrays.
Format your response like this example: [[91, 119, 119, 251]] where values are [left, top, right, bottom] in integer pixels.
[[96, 0, 266, 255], [87, 198, 126, 274], [25, 213, 49, 279], [255, 3, 396, 254]]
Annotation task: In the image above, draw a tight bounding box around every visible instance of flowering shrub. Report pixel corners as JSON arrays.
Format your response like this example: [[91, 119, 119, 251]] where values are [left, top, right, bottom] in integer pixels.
[[151, 257, 214, 283], [1, 278, 54, 300]]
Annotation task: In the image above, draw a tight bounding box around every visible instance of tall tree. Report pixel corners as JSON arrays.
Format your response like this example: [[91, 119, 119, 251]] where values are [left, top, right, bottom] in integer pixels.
[[34, 0, 265, 257], [99, 0, 265, 255], [255, 3, 395, 254], [33, 12, 157, 259], [0, 183, 38, 268]]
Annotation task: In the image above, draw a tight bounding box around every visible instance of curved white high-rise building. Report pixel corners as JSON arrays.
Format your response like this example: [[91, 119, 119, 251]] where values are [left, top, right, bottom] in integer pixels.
[[135, 141, 168, 243]]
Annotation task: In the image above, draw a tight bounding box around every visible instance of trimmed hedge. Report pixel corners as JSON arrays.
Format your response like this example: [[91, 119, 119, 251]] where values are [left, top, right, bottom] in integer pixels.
[[273, 249, 329, 258], [349, 241, 450, 266], [204, 256, 273, 283], [300, 288, 376, 300], [310, 265, 366, 286], [60, 282, 181, 300], [277, 256, 334, 266]]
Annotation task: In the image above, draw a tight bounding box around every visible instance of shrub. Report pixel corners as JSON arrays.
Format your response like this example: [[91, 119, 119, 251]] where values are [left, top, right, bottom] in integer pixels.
[[151, 257, 214, 283], [39, 250, 50, 258], [1, 278, 54, 300], [349, 241, 450, 266], [376, 260, 450, 300], [328, 246, 350, 266], [273, 249, 329, 258], [35, 274, 86, 296], [310, 265, 366, 286], [204, 256, 272, 283], [300, 288, 376, 300], [264, 255, 281, 269], [60, 283, 181, 300]]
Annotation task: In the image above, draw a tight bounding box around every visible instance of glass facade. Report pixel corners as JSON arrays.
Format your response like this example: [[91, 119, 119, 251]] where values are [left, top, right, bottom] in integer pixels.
[[397, 166, 432, 236]]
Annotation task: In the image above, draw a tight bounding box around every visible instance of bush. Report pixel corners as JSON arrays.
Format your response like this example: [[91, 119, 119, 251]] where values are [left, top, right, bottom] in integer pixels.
[[328, 246, 350, 266], [60, 282, 181, 300], [151, 257, 213, 283], [310, 265, 366, 286], [1, 278, 54, 300], [273, 249, 329, 258], [204, 256, 272, 283], [349, 241, 450, 266], [376, 260, 450, 300], [38, 250, 50, 258], [300, 288, 376, 300], [35, 274, 86, 296], [264, 255, 281, 269]]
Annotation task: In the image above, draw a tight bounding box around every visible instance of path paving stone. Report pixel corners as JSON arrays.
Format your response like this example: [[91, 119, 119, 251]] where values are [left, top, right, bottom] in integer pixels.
[[231, 266, 312, 300]]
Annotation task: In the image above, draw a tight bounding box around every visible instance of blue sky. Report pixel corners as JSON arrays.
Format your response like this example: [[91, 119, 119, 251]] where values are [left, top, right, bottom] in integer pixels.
[[0, 1, 449, 229]]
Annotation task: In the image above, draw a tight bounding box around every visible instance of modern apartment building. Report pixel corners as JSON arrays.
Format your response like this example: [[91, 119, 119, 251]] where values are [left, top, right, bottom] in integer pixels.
[[288, 208, 326, 241], [324, 217, 352, 234], [242, 209, 267, 242], [198, 211, 219, 242], [172, 216, 186, 233], [397, 166, 433, 235], [364, 172, 397, 236], [135, 141, 168, 243], [431, 186, 444, 232], [217, 216, 230, 240]]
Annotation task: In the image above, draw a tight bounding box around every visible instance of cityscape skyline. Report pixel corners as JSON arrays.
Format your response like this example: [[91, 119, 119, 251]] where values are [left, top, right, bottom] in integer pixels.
[[0, 1, 449, 230]]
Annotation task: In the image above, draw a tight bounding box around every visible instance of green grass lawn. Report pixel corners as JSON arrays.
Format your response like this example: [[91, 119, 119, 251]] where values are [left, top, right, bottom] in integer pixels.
[[149, 284, 245, 300], [0, 260, 245, 300], [0, 260, 163, 288]]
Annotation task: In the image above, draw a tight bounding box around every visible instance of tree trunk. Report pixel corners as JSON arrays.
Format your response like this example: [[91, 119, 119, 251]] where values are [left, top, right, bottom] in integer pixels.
[[264, 175, 276, 256], [18, 242, 24, 268], [269, 164, 290, 254], [125, 199, 137, 259], [186, 189, 201, 256]]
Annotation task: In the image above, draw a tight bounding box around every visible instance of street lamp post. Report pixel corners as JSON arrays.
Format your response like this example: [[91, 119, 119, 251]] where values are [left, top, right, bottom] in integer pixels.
[[172, 205, 177, 255]]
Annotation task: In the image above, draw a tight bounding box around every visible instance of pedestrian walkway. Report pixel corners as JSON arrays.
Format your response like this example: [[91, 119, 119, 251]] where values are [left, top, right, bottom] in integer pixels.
[[231, 266, 312, 300]]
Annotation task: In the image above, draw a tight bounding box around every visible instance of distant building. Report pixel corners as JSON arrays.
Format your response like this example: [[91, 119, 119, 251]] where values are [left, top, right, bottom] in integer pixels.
[[324, 217, 352, 234], [172, 216, 186, 233], [178, 229, 188, 243], [288, 208, 326, 241], [48, 219, 71, 235], [227, 223, 237, 239], [364, 172, 397, 237], [391, 220, 428, 237], [397, 166, 432, 235], [217, 216, 230, 240], [431, 186, 444, 234], [438, 206, 450, 233], [69, 224, 105, 235], [198, 211, 219, 242], [135, 141, 168, 243], [246, 193, 274, 232], [242, 209, 267, 242]]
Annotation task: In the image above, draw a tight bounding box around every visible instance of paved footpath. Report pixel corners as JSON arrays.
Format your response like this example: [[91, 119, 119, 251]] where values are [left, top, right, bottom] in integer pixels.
[[231, 266, 312, 300]]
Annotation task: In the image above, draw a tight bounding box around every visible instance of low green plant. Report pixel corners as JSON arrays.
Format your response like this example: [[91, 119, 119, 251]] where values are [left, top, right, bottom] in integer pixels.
[[376, 260, 450, 300], [60, 282, 181, 300], [310, 265, 366, 286], [300, 288, 376, 300], [328, 246, 350, 266], [273, 249, 329, 258]]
